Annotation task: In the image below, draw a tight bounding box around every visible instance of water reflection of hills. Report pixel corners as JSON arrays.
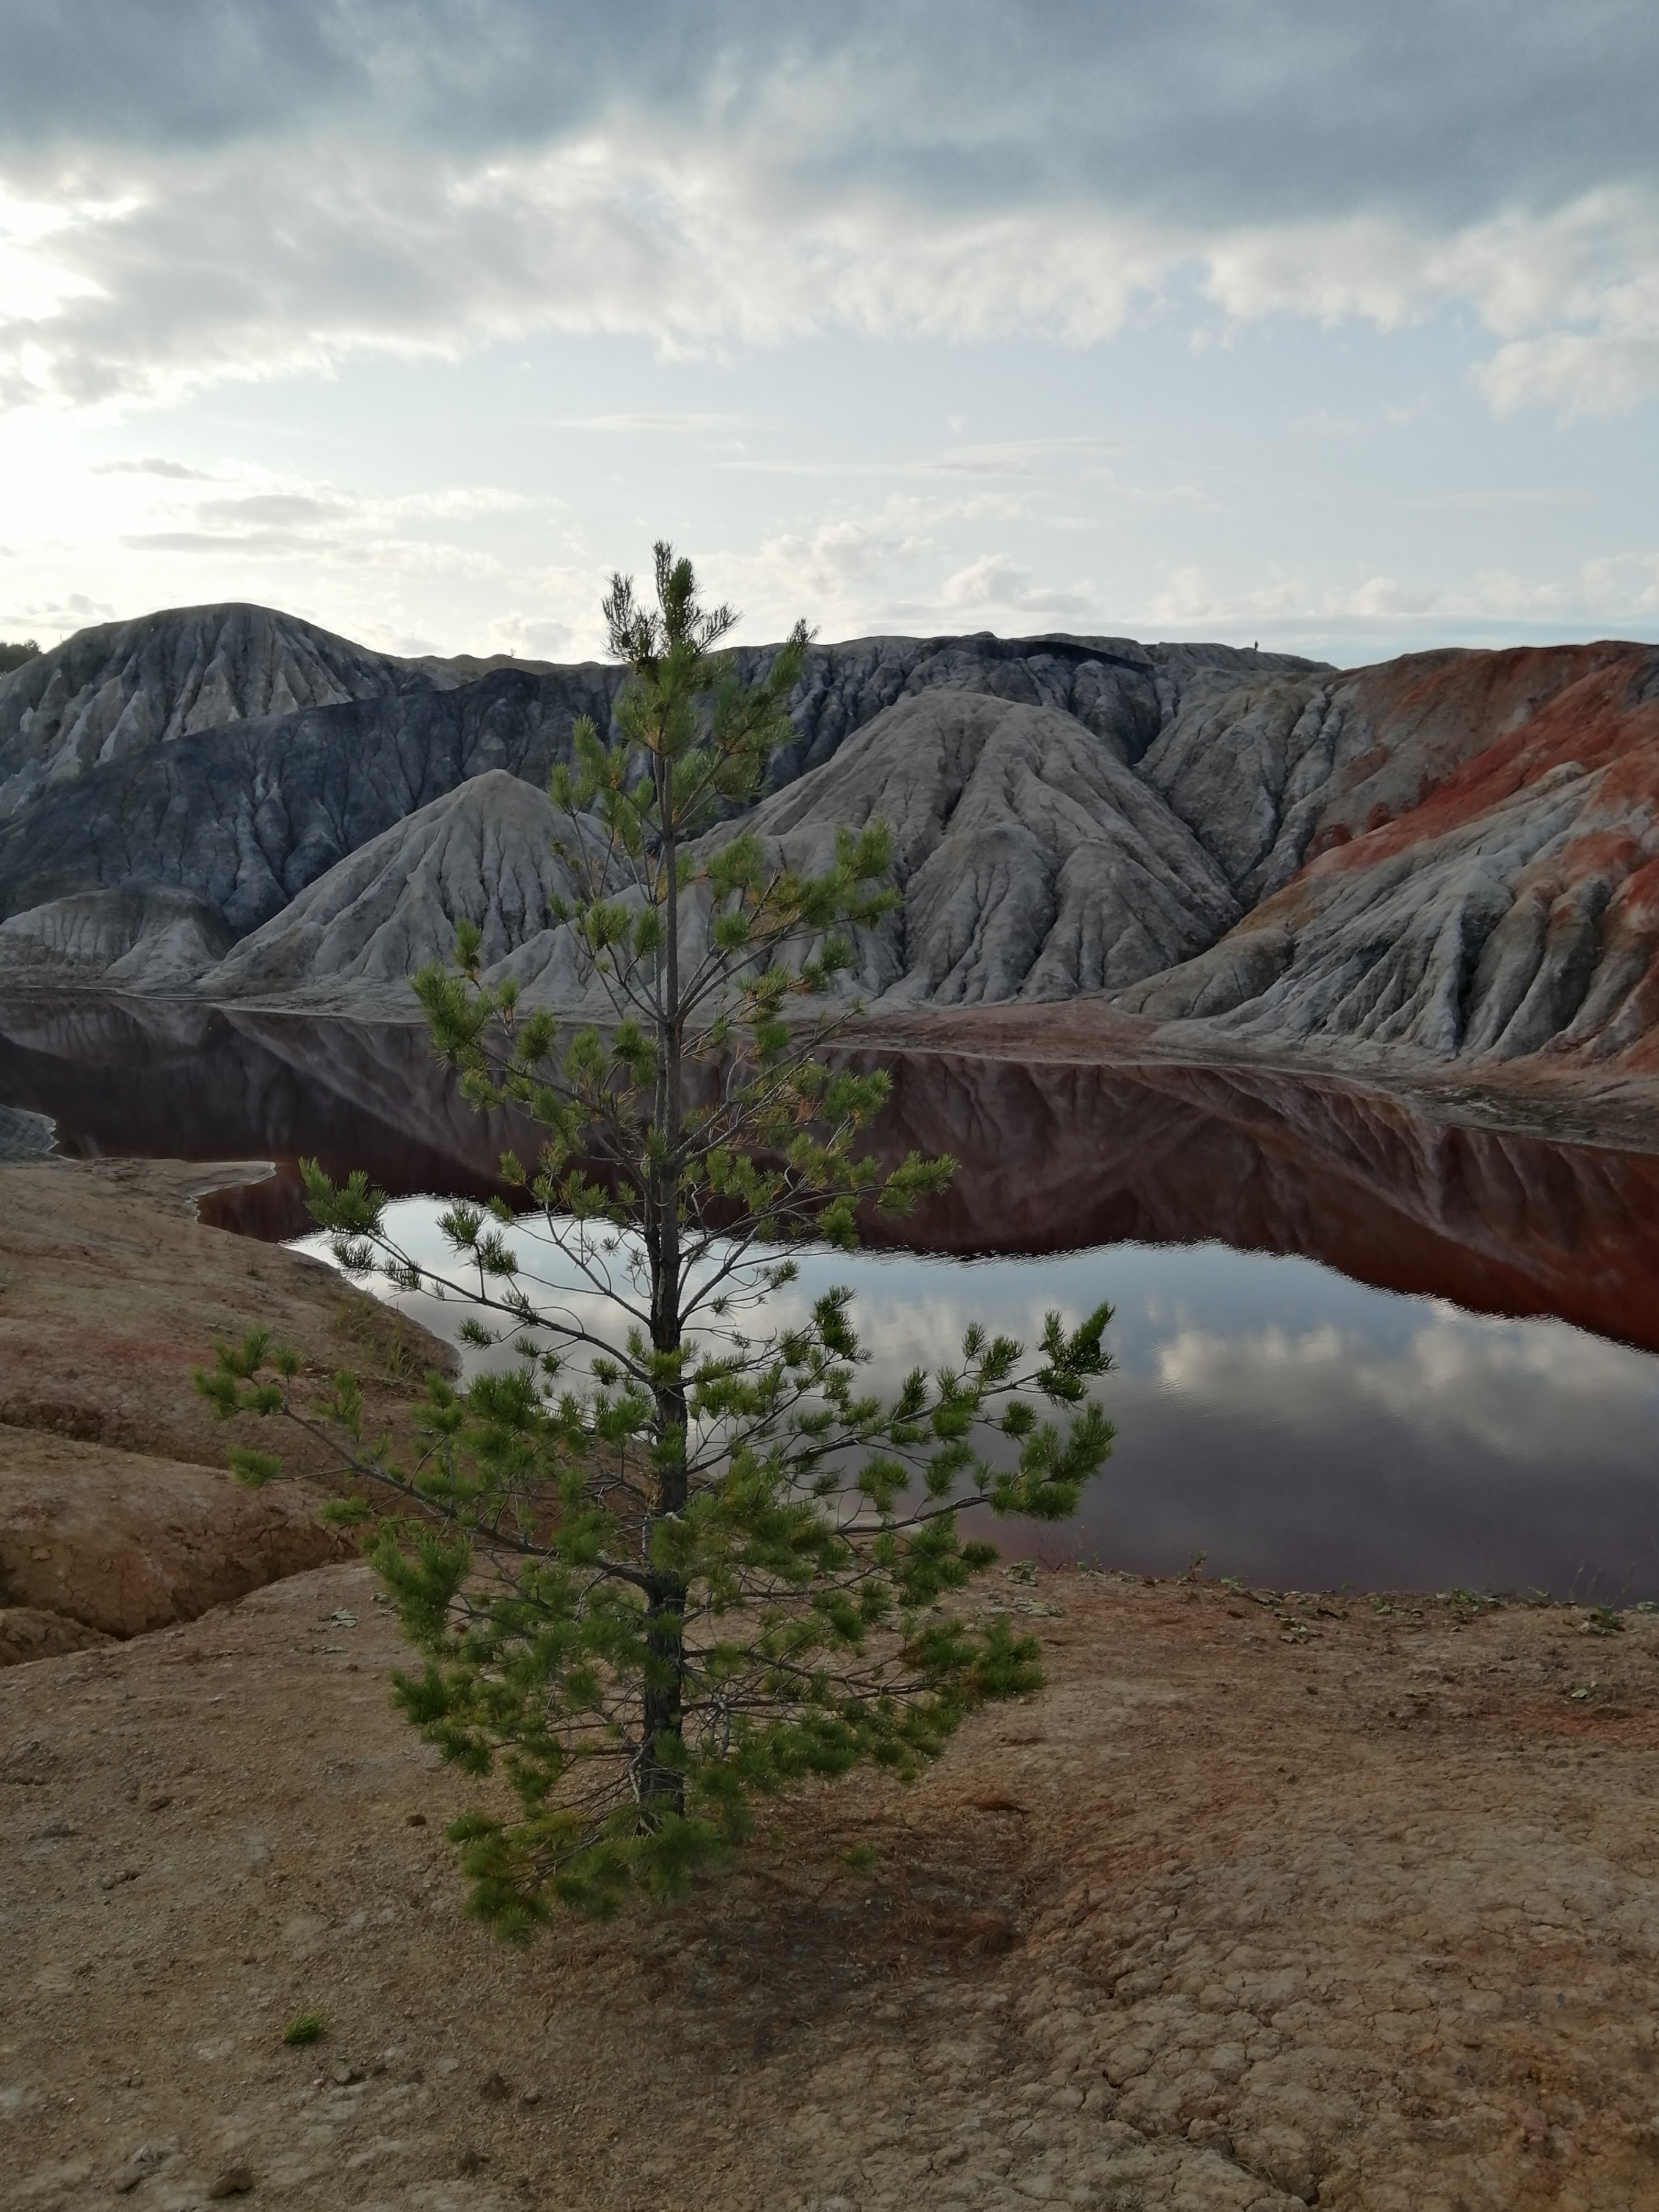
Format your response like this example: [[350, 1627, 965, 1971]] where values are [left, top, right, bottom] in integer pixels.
[[4, 994, 1659, 1354], [861, 1052, 1659, 1356], [0, 997, 525, 1226]]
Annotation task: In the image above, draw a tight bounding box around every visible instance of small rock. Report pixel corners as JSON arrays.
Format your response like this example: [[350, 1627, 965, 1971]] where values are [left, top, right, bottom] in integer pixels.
[[1, 1737, 53, 1785], [406, 1812, 427, 1827], [458, 2146, 488, 2174], [36, 1817, 78, 1839], [114, 2140, 174, 2193], [146, 1794, 173, 1813], [519, 2088, 541, 2107], [208, 2166, 255, 2199], [1188, 2119, 1235, 2157], [330, 2061, 362, 2086], [480, 2070, 510, 2100]]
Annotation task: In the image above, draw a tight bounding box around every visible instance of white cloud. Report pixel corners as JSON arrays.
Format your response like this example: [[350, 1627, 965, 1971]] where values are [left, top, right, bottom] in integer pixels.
[[1478, 328, 1659, 419], [3, 10, 1658, 423], [0, 136, 1187, 415], [938, 553, 1093, 618], [1203, 191, 1659, 418], [553, 412, 738, 433], [700, 500, 1111, 642], [1146, 556, 1659, 641], [91, 455, 218, 480], [3, 6, 1658, 660]]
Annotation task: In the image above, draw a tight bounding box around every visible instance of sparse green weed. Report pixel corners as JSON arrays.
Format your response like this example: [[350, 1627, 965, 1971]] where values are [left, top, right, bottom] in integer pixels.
[[1581, 1605, 1626, 1638], [1447, 1588, 1502, 1624]]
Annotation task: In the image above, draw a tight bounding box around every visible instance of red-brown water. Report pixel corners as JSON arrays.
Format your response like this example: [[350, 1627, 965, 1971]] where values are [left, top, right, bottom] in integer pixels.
[[5, 993, 1659, 1597]]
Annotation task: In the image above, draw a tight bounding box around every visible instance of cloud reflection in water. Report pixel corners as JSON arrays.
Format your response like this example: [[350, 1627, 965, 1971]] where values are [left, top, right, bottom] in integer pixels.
[[297, 1206, 1659, 1602]]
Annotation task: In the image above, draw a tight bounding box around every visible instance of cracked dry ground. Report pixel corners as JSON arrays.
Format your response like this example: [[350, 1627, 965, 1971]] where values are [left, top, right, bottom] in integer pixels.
[[7, 1570, 1659, 2211]]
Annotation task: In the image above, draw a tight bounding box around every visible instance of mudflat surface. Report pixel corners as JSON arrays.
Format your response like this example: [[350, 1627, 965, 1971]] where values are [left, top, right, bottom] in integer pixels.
[[6, 1563, 1658, 2211]]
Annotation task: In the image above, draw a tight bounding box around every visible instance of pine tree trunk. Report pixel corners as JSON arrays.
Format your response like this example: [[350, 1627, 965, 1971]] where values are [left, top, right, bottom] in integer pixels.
[[640, 749, 688, 1825]]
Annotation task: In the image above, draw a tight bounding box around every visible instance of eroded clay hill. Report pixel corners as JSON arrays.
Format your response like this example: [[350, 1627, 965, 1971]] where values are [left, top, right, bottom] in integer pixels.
[[1123, 644, 1659, 1075], [3, 605, 1659, 1093]]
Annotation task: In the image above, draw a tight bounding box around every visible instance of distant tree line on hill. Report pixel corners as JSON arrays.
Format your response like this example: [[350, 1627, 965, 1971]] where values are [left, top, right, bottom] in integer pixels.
[[0, 638, 41, 674]]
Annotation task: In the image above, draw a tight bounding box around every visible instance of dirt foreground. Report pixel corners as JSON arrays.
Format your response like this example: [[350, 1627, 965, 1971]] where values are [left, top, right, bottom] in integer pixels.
[[6, 1562, 1659, 2212], [4, 1155, 1659, 2210]]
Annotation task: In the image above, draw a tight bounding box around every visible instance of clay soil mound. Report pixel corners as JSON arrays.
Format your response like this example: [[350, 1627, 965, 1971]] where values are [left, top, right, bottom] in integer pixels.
[[0, 1155, 453, 1477], [5, 1563, 1658, 2211], [0, 1153, 454, 1658], [0, 1428, 348, 1639], [0, 1605, 110, 1666]]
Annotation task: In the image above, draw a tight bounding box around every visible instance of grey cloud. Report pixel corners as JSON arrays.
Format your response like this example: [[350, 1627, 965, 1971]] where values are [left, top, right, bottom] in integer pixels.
[[0, 0, 362, 150], [0, 1, 794, 159], [118, 530, 319, 554], [114, 493, 349, 556], [0, 591, 116, 631], [5, 2, 1659, 421], [2, 2, 1656, 229], [91, 457, 218, 480], [192, 494, 344, 526]]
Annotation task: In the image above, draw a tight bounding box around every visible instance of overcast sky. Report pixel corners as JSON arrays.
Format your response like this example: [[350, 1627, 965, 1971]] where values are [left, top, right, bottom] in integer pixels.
[[3, 0, 1657, 666]]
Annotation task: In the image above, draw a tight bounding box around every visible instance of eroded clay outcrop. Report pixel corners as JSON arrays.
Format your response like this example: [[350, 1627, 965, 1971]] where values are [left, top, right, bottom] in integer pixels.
[[0, 1428, 348, 1647], [738, 690, 1241, 1005], [0, 1607, 114, 1666], [0, 1152, 458, 1484], [469, 690, 1243, 1017], [8, 602, 1659, 1088], [0, 605, 1318, 958], [0, 887, 233, 991]]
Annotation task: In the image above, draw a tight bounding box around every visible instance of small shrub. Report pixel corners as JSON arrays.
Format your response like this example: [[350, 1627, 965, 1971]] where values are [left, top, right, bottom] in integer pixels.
[[282, 2010, 327, 2047]]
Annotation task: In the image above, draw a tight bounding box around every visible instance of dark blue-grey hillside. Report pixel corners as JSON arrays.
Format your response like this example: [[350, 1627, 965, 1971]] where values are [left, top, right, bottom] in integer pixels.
[[0, 604, 1317, 956], [0, 662, 617, 936], [0, 602, 424, 828]]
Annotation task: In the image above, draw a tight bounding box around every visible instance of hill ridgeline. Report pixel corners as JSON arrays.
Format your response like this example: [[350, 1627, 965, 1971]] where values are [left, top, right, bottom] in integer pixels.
[[3, 602, 1658, 1099]]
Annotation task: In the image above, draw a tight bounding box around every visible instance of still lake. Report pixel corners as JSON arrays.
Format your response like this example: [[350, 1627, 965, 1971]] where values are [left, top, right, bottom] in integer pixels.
[[5, 993, 1659, 1599]]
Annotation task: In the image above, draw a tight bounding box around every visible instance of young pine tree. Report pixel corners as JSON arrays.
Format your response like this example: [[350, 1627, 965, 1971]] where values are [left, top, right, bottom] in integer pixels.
[[200, 544, 1114, 1930]]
